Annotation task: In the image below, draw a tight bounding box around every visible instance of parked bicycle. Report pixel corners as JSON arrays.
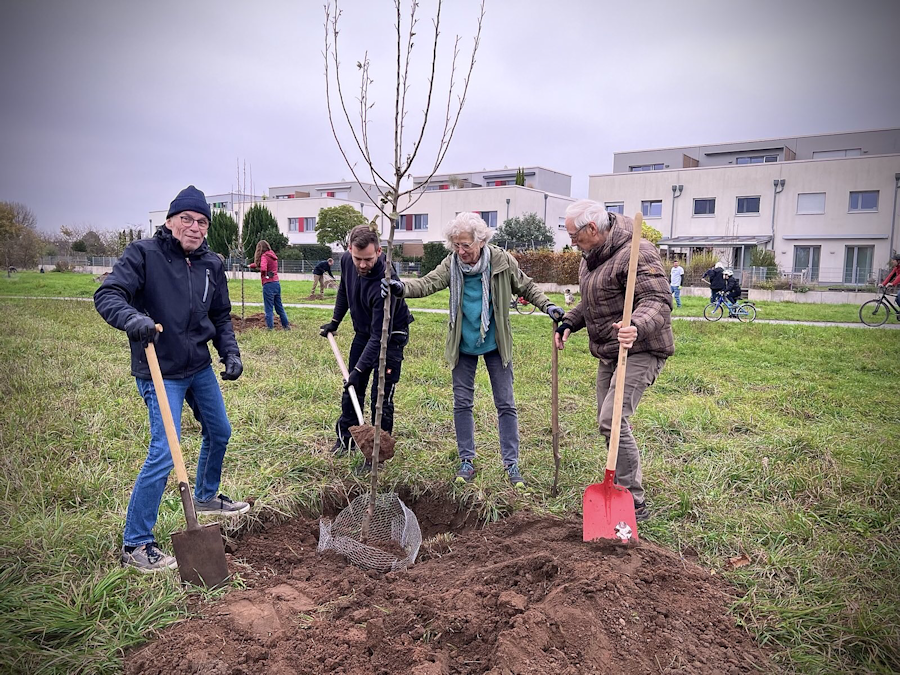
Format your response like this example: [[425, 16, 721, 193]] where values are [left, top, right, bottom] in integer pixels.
[[703, 292, 757, 322], [509, 295, 536, 315], [859, 286, 900, 326]]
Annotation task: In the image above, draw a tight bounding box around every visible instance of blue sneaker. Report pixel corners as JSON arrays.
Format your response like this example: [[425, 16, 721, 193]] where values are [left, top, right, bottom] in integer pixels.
[[454, 460, 476, 484], [506, 463, 527, 489]]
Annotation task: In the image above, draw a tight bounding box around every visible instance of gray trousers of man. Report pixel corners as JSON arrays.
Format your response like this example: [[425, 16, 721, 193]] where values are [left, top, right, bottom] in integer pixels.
[[596, 351, 666, 505]]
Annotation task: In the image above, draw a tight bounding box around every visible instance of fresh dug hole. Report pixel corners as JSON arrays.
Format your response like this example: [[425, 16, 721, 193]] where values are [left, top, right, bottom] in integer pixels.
[[125, 492, 775, 674]]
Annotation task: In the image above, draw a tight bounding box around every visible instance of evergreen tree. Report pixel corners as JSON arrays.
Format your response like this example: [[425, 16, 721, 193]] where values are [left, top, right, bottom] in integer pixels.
[[207, 210, 238, 257], [241, 204, 280, 260]]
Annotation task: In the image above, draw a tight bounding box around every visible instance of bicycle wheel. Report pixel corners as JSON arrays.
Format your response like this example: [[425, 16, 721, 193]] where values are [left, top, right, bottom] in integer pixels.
[[859, 300, 889, 326], [735, 303, 756, 323], [703, 302, 723, 321], [516, 299, 536, 315]]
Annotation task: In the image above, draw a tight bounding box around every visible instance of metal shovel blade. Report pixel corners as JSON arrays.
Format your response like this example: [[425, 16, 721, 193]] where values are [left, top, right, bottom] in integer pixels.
[[171, 521, 230, 588], [583, 469, 639, 543]]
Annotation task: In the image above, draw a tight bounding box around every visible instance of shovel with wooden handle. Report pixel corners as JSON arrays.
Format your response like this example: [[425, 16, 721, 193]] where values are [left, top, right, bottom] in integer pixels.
[[582, 213, 644, 543], [326, 332, 396, 461], [145, 324, 230, 587], [551, 320, 561, 497]]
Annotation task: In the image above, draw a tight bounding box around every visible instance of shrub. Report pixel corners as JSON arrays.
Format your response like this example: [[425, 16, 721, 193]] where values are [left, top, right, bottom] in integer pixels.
[[53, 259, 73, 272], [279, 244, 334, 261], [421, 242, 449, 276], [683, 251, 718, 286], [512, 249, 581, 284]]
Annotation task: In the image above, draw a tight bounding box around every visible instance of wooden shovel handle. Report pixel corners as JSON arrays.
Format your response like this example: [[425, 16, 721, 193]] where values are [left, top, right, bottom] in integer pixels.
[[144, 324, 200, 529], [607, 213, 643, 472], [326, 332, 365, 426], [551, 321, 561, 496]]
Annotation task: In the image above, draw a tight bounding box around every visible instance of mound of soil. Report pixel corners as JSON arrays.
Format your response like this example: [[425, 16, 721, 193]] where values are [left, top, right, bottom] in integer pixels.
[[351, 424, 397, 461], [126, 498, 773, 675], [230, 313, 286, 333]]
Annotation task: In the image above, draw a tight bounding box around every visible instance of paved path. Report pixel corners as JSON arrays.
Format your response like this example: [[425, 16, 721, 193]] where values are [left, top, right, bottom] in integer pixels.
[[2, 295, 899, 330]]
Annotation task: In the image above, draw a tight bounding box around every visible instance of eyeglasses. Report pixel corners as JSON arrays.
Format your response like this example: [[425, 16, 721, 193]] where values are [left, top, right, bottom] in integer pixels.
[[451, 241, 477, 251], [179, 214, 210, 230], [568, 222, 592, 241]]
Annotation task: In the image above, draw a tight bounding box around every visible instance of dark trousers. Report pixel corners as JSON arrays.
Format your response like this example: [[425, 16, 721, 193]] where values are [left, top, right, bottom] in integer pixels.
[[336, 333, 406, 448]]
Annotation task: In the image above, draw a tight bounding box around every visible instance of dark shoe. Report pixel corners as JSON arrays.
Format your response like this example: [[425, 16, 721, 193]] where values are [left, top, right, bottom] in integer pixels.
[[354, 460, 383, 477], [634, 501, 650, 522], [331, 438, 350, 456], [505, 463, 527, 489], [194, 493, 250, 516], [454, 460, 476, 484], [121, 542, 177, 573]]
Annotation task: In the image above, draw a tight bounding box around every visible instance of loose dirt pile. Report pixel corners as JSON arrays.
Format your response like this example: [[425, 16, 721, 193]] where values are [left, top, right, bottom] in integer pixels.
[[126, 496, 773, 674], [230, 313, 286, 333], [350, 424, 397, 460]]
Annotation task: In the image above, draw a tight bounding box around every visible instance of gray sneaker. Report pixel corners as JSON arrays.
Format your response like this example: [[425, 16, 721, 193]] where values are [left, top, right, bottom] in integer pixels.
[[121, 542, 177, 573], [505, 463, 527, 489], [194, 493, 250, 516], [454, 460, 476, 484]]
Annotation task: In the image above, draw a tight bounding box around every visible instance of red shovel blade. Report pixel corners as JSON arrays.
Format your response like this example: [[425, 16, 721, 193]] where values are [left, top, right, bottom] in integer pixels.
[[583, 469, 639, 543]]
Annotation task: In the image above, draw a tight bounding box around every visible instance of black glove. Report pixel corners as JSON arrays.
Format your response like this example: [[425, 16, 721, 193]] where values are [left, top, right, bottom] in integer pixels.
[[319, 320, 340, 337], [220, 354, 243, 381], [344, 367, 362, 391], [555, 322, 573, 339], [124, 314, 158, 345], [545, 304, 565, 322], [380, 278, 404, 298]]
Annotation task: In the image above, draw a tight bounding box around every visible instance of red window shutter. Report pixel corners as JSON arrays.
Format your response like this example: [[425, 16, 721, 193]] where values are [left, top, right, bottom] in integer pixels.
[[439, 184, 449, 190], [327, 191, 335, 197], [495, 181, 503, 186], [405, 215, 413, 231]]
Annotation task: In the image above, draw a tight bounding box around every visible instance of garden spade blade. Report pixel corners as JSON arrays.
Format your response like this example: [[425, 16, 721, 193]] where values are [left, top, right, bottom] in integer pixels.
[[582, 213, 643, 543], [145, 327, 230, 588]]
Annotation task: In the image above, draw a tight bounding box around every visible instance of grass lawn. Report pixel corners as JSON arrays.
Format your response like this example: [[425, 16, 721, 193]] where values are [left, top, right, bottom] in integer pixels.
[[0, 295, 898, 674], [0, 270, 889, 323]]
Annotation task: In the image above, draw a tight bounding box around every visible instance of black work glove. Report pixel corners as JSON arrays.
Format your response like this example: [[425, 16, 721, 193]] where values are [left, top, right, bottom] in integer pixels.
[[220, 354, 243, 381], [319, 320, 340, 337], [344, 367, 362, 391], [124, 314, 158, 346], [545, 304, 565, 322], [380, 278, 404, 298], [555, 322, 573, 339]]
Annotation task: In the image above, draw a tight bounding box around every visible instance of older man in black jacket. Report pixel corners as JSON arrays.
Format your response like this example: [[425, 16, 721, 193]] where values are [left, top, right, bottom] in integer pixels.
[[95, 185, 249, 573]]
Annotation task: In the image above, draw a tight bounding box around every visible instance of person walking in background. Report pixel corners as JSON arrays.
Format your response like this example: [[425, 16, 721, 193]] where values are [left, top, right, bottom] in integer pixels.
[[555, 199, 673, 522], [94, 185, 249, 573], [248, 240, 290, 331], [311, 257, 336, 296], [701, 262, 726, 302], [669, 260, 684, 308], [382, 212, 564, 489]]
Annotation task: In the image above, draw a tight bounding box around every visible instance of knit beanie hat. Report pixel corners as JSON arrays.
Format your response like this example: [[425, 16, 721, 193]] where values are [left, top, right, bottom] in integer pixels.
[[166, 185, 211, 220]]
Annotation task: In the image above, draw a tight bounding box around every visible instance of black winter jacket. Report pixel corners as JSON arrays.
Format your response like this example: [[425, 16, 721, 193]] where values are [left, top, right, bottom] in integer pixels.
[[332, 252, 413, 372], [702, 267, 725, 291], [724, 277, 741, 300], [313, 260, 335, 278], [94, 226, 239, 379]]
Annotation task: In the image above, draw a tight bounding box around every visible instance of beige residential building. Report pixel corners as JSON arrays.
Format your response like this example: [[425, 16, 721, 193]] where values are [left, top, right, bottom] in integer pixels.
[[590, 129, 900, 285]]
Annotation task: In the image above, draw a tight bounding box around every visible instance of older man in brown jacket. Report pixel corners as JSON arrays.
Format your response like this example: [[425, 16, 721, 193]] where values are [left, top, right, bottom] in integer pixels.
[[554, 199, 674, 522]]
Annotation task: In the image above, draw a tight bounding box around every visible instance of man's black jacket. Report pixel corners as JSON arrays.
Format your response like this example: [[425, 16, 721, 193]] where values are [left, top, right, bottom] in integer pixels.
[[332, 252, 413, 372], [724, 277, 741, 300], [94, 226, 239, 379], [313, 260, 335, 278], [702, 267, 725, 291]]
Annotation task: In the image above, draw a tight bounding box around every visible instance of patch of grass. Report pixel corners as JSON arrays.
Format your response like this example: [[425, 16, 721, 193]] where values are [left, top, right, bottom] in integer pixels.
[[0, 296, 898, 673]]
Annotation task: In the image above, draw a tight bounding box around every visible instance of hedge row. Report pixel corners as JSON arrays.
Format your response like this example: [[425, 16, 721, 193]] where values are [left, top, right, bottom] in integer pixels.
[[511, 250, 581, 285]]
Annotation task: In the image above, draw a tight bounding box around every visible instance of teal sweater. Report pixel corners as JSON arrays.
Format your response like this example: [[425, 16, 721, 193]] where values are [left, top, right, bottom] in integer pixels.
[[459, 273, 497, 355]]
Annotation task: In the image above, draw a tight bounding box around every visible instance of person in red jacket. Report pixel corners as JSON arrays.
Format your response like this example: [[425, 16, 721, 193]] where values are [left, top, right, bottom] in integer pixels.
[[882, 255, 900, 304], [249, 240, 291, 330]]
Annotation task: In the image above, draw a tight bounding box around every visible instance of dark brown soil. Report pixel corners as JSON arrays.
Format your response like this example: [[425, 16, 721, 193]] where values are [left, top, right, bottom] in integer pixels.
[[230, 313, 287, 333], [351, 424, 397, 461], [125, 495, 774, 675]]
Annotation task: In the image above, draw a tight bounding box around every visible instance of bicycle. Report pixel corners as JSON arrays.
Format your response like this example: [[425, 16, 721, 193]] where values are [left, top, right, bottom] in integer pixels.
[[703, 292, 756, 322], [509, 295, 536, 315], [859, 286, 900, 326]]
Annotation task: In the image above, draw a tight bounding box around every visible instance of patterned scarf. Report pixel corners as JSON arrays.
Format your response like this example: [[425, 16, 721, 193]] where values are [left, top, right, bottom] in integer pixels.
[[449, 247, 491, 345]]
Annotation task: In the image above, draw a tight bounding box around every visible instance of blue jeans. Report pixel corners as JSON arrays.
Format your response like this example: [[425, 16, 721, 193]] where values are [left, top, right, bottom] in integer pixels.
[[263, 281, 290, 329], [124, 365, 232, 547], [452, 350, 519, 466], [670, 285, 681, 307]]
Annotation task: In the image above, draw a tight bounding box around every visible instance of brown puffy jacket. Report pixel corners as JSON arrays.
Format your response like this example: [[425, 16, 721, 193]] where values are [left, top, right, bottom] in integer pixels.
[[563, 213, 674, 362]]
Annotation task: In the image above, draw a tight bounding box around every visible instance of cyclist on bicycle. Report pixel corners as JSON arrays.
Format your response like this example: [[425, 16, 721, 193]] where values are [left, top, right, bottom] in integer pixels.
[[723, 269, 741, 305], [882, 256, 900, 305]]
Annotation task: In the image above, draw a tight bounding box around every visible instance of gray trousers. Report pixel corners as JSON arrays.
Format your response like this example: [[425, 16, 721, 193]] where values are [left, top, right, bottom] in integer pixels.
[[452, 350, 519, 466], [596, 351, 665, 504]]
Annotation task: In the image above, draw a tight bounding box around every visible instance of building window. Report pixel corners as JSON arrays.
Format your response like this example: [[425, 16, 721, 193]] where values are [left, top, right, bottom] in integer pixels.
[[849, 190, 878, 212], [693, 198, 716, 216], [736, 155, 778, 165], [303, 217, 316, 232], [395, 214, 428, 231], [630, 164, 664, 172], [797, 192, 826, 215], [414, 214, 428, 230], [812, 148, 861, 159], [605, 202, 624, 214], [736, 196, 760, 215], [288, 218, 299, 232], [793, 246, 820, 282], [844, 246, 874, 284], [641, 200, 662, 218], [326, 191, 335, 197], [558, 216, 567, 230], [480, 211, 497, 228]]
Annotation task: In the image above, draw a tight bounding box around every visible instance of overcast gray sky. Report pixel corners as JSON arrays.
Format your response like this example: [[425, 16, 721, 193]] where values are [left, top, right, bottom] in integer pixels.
[[2, 0, 899, 234]]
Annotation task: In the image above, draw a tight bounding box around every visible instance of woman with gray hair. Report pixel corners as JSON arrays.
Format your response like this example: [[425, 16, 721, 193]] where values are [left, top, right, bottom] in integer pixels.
[[382, 212, 564, 488]]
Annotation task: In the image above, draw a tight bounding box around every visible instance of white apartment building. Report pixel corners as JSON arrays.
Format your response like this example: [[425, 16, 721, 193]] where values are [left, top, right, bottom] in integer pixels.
[[589, 129, 900, 285]]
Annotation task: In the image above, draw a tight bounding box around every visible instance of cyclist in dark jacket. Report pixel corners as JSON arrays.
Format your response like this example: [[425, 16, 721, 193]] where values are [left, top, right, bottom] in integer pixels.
[[319, 226, 413, 468], [723, 270, 741, 304], [94, 185, 249, 573], [702, 262, 726, 302]]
